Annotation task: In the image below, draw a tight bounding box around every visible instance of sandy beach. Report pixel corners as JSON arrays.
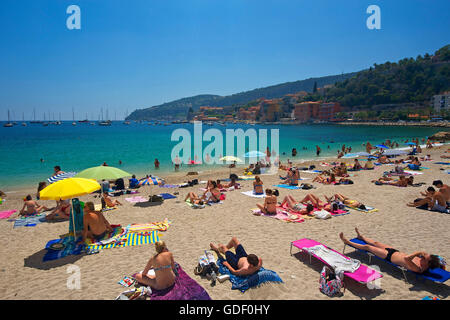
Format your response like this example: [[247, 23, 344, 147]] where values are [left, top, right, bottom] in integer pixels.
[[1, 145, 449, 300]]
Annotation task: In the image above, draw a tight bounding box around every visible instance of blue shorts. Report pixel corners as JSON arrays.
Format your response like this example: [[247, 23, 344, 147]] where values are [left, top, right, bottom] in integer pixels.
[[225, 244, 248, 270]]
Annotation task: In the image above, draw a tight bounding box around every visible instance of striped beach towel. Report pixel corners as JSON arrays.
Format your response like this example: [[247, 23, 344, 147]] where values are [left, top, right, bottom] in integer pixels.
[[85, 230, 160, 253]]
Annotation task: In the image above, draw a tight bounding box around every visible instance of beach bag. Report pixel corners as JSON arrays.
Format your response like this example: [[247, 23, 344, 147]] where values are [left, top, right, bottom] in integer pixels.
[[301, 183, 314, 190], [314, 209, 332, 220], [319, 266, 344, 297], [194, 251, 219, 283], [149, 195, 164, 203]]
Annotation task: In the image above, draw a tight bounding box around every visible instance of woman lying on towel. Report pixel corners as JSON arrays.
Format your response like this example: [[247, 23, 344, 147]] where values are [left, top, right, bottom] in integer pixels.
[[281, 195, 315, 216], [134, 241, 177, 290], [326, 194, 367, 211], [340, 228, 442, 274], [184, 192, 205, 206], [372, 175, 413, 187], [256, 189, 278, 215], [45, 199, 71, 221]]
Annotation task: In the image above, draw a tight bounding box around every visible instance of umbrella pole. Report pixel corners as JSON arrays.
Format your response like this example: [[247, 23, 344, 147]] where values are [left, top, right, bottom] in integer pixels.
[[70, 199, 76, 239]]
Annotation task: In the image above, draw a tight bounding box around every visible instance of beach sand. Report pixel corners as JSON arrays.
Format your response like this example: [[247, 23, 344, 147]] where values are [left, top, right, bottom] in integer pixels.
[[1, 145, 449, 300]]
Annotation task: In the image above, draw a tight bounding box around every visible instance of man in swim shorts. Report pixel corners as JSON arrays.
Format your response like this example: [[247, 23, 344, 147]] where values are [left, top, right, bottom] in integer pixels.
[[78, 202, 113, 244], [210, 237, 262, 276]]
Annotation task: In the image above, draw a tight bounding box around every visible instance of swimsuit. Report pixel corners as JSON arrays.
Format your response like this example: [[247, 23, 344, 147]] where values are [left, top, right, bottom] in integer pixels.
[[385, 248, 399, 263], [154, 264, 172, 271], [225, 244, 248, 270], [93, 230, 107, 242], [432, 201, 448, 213]]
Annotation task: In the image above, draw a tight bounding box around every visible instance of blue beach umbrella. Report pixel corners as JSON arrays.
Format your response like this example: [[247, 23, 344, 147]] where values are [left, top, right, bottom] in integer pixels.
[[375, 144, 389, 149], [405, 142, 417, 146], [47, 172, 77, 184]]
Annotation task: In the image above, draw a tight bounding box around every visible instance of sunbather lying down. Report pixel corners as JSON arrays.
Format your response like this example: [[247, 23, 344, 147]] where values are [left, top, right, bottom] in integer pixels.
[[325, 194, 367, 210], [372, 175, 413, 187], [210, 237, 262, 276], [281, 193, 327, 215], [340, 228, 442, 274]]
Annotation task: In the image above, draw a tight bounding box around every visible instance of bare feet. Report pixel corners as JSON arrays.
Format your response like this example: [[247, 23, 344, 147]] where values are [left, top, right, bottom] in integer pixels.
[[339, 232, 350, 245], [209, 243, 219, 252], [355, 227, 362, 239]]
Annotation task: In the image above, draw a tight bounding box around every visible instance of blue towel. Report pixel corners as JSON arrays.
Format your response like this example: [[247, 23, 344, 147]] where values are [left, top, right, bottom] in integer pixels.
[[217, 258, 283, 292], [13, 214, 47, 228], [273, 184, 300, 190], [43, 236, 86, 261], [159, 193, 177, 200]]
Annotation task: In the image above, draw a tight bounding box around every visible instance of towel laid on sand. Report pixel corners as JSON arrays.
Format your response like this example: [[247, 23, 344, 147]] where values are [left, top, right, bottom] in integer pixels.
[[0, 210, 16, 219], [241, 190, 266, 198], [303, 244, 361, 274], [251, 208, 304, 223], [131, 263, 211, 300], [217, 258, 283, 293], [273, 184, 301, 190], [12, 214, 47, 228], [125, 196, 148, 203]]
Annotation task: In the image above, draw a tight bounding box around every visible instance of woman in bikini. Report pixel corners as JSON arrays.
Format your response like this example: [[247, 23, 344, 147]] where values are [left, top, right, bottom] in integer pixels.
[[45, 199, 71, 221], [340, 228, 442, 273], [327, 194, 366, 210], [19, 195, 49, 216], [253, 176, 264, 195], [184, 192, 205, 206], [202, 181, 221, 203], [134, 241, 177, 290], [256, 189, 278, 215], [280, 194, 317, 216]]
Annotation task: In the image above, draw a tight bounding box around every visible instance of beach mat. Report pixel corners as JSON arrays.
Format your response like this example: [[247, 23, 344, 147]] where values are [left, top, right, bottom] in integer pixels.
[[273, 184, 301, 190], [241, 190, 266, 198], [125, 196, 148, 203], [159, 193, 177, 200], [146, 264, 211, 300], [434, 162, 450, 165], [251, 207, 305, 223], [0, 210, 16, 219], [345, 205, 378, 213], [13, 214, 47, 228], [216, 258, 283, 293]]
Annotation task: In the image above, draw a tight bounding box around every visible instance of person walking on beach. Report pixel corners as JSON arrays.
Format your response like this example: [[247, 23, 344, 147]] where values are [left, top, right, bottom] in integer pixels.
[[316, 145, 321, 156]]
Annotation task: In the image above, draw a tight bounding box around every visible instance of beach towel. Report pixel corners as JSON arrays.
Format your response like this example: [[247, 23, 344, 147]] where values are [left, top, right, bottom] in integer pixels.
[[241, 190, 266, 198], [43, 235, 86, 261], [159, 193, 177, 200], [85, 229, 160, 253], [434, 162, 450, 165], [0, 210, 16, 219], [251, 208, 305, 223], [159, 184, 180, 188], [185, 199, 205, 209], [127, 219, 172, 233], [279, 202, 349, 217], [303, 245, 361, 274], [402, 171, 424, 176], [134, 264, 211, 300], [125, 196, 148, 203], [13, 214, 47, 228], [273, 184, 301, 190], [216, 258, 283, 293], [345, 205, 378, 213]]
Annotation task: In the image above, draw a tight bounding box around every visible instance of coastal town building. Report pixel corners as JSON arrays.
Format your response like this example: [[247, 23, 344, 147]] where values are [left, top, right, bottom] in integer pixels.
[[432, 92, 450, 112], [293, 101, 341, 122]]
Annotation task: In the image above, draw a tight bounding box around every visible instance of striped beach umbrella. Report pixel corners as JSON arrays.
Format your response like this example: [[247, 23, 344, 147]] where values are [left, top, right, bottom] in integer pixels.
[[138, 176, 163, 186], [47, 172, 77, 184]]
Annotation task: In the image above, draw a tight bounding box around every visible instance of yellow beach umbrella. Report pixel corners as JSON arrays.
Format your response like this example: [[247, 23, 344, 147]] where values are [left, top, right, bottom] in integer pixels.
[[39, 178, 101, 236], [39, 177, 101, 200]]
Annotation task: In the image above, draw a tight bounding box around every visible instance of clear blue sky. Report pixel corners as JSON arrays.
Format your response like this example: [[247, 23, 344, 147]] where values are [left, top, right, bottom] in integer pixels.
[[1, 0, 449, 120]]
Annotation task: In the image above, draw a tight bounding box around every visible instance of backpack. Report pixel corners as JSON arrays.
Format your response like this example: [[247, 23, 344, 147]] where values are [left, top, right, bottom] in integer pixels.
[[319, 266, 344, 297], [149, 195, 164, 203]]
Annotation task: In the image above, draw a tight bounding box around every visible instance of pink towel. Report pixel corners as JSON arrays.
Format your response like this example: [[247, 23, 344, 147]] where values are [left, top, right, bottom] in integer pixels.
[[0, 210, 17, 219]]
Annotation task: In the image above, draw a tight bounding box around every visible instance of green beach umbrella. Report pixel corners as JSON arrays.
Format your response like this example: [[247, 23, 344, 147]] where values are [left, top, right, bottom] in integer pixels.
[[75, 165, 131, 181]]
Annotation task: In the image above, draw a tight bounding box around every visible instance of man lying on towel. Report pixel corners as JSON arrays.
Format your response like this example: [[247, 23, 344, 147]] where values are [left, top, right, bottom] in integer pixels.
[[77, 202, 113, 244], [340, 228, 442, 274], [210, 237, 262, 276]]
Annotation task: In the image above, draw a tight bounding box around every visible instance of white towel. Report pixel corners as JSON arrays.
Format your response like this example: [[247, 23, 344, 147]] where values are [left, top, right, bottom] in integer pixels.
[[241, 190, 266, 198], [303, 245, 361, 274]]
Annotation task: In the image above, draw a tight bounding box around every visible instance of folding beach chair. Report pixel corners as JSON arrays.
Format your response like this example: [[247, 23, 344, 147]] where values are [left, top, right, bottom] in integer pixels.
[[290, 238, 383, 285], [343, 238, 450, 284]]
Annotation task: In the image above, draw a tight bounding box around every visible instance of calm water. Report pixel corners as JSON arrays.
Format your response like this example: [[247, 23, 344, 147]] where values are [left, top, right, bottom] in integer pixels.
[[0, 121, 445, 190]]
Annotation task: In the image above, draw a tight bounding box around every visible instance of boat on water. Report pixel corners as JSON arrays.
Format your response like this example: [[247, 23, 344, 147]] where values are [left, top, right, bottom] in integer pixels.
[[78, 119, 89, 123], [123, 121, 131, 125], [99, 120, 112, 126], [3, 110, 13, 127]]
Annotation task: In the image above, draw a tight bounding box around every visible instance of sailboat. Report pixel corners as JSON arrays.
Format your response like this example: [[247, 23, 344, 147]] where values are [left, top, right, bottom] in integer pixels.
[[21, 112, 27, 126], [123, 109, 131, 125], [72, 108, 77, 126], [30, 109, 42, 124], [3, 110, 13, 127], [99, 108, 112, 126]]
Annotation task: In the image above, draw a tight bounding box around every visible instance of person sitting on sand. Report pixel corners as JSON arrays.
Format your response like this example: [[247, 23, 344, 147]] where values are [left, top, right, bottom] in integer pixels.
[[19, 195, 49, 216], [339, 228, 442, 273], [102, 192, 122, 207], [202, 181, 222, 203], [253, 176, 264, 195], [210, 237, 262, 276], [378, 155, 391, 164], [134, 241, 177, 290], [45, 199, 71, 221], [364, 159, 375, 170], [184, 192, 205, 206], [407, 186, 448, 213], [326, 194, 367, 210], [78, 202, 113, 244], [128, 175, 140, 189], [433, 180, 450, 205], [256, 189, 278, 215], [216, 179, 224, 189], [352, 159, 362, 170]]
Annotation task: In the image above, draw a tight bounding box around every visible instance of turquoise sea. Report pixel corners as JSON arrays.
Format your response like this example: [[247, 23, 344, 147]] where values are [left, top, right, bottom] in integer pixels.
[[0, 121, 445, 190]]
